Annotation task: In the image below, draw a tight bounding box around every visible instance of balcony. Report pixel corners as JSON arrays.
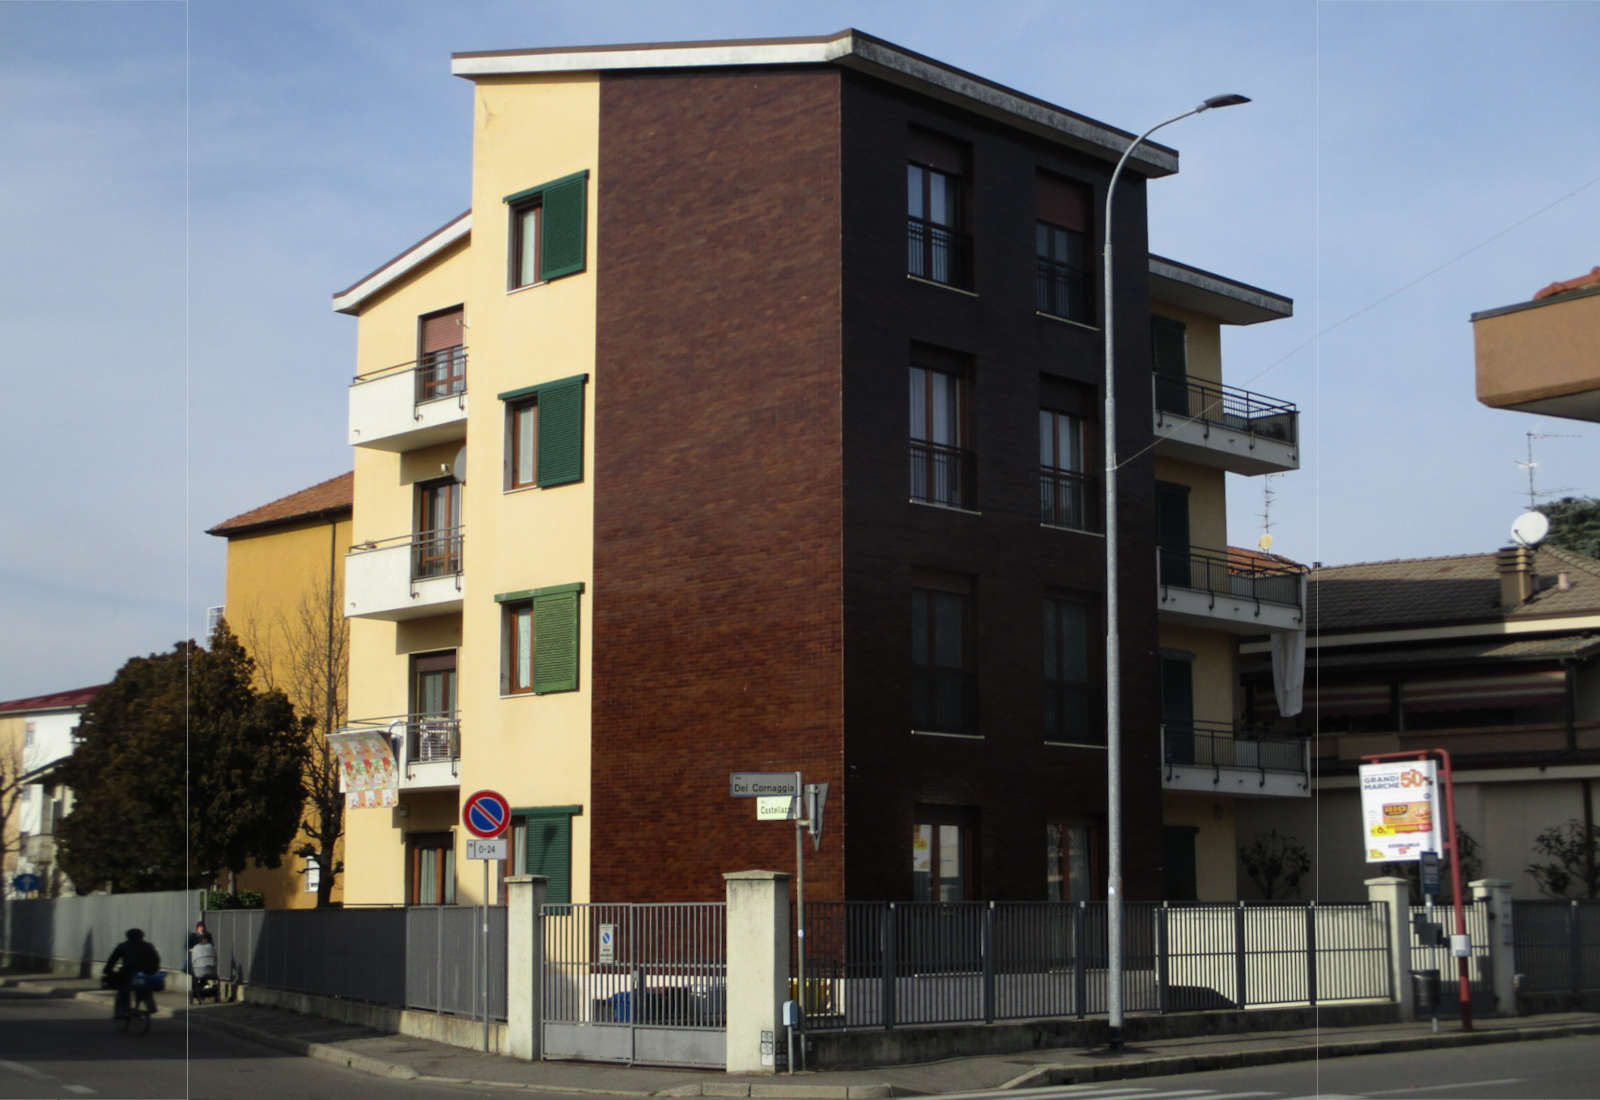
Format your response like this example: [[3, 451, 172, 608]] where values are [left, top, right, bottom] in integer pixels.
[[345, 529, 463, 621], [1473, 285, 1600, 422], [1157, 545, 1304, 634], [910, 440, 976, 510], [341, 714, 460, 792], [348, 347, 467, 451], [906, 217, 973, 290], [1162, 721, 1310, 799], [1152, 376, 1298, 475], [1040, 467, 1095, 532]]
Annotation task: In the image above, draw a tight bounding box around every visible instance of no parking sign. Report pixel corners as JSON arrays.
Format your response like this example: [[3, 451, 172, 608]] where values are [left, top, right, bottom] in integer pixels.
[[463, 789, 510, 838]]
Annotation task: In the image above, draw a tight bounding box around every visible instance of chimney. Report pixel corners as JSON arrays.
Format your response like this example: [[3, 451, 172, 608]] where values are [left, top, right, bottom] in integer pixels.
[[1497, 545, 1537, 607]]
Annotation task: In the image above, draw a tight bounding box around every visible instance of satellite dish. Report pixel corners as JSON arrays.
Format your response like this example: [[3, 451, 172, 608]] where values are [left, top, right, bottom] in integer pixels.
[[1258, 532, 1274, 552], [1510, 510, 1549, 548], [451, 446, 467, 485]]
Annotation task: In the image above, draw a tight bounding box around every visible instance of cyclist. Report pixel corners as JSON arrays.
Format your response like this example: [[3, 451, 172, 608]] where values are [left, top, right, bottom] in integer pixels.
[[104, 928, 162, 1020]]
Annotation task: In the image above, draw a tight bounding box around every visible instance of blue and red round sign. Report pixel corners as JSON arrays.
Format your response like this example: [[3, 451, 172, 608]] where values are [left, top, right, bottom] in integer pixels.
[[462, 789, 511, 839]]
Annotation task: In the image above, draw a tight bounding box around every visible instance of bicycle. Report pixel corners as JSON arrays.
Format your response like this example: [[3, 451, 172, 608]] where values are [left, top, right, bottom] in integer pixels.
[[115, 971, 164, 1035]]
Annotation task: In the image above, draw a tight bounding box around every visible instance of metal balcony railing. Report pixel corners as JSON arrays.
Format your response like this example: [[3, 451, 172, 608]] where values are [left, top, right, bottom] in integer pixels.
[[910, 440, 976, 510], [1153, 375, 1297, 447], [343, 713, 461, 777], [906, 218, 973, 289], [1034, 257, 1092, 322], [1162, 720, 1309, 777], [1039, 467, 1092, 531], [351, 348, 468, 407], [1157, 544, 1302, 608]]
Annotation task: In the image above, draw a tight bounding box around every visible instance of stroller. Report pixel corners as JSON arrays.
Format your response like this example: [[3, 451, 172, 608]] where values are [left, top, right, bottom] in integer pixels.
[[188, 937, 220, 1004]]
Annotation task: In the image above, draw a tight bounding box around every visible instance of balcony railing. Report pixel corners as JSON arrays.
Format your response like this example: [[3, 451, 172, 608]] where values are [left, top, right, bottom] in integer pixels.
[[345, 530, 464, 621], [352, 347, 468, 405], [1157, 545, 1302, 608], [411, 527, 464, 581], [1034, 258, 1092, 323], [343, 713, 460, 780], [906, 218, 972, 289], [1039, 467, 1093, 531], [910, 440, 976, 509], [1154, 375, 1298, 447], [1163, 721, 1308, 772]]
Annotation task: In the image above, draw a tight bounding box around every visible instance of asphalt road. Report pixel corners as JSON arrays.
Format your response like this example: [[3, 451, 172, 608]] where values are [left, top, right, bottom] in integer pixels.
[[0, 992, 500, 1099], [934, 1034, 1600, 1100]]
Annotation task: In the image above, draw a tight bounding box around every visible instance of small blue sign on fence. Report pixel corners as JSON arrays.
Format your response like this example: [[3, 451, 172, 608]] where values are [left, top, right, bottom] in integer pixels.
[[11, 873, 41, 893]]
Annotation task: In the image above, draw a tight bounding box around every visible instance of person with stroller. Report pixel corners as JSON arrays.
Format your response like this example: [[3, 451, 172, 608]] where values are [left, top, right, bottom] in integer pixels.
[[104, 928, 162, 1020], [189, 930, 219, 1003]]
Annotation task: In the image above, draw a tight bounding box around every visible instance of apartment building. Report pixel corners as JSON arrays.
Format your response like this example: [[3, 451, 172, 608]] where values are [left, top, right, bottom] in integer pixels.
[[330, 30, 1301, 907], [208, 472, 353, 907], [1, 686, 101, 898]]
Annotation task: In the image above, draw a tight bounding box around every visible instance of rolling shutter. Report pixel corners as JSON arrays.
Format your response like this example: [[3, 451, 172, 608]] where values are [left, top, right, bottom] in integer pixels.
[[540, 172, 588, 281], [536, 376, 585, 487], [532, 584, 581, 694]]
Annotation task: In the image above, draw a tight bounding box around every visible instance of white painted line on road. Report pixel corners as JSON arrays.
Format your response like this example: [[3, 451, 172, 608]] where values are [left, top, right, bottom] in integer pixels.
[[0, 1060, 50, 1081], [1365, 1080, 1523, 1096], [62, 1086, 96, 1095]]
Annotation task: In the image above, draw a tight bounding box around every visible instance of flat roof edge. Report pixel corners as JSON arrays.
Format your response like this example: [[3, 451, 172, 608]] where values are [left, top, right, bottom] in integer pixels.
[[1471, 282, 1600, 324], [1149, 254, 1293, 324]]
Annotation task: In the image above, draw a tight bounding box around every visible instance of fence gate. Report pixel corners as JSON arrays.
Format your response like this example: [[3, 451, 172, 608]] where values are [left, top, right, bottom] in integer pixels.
[[542, 902, 726, 1068], [1409, 899, 1495, 1014]]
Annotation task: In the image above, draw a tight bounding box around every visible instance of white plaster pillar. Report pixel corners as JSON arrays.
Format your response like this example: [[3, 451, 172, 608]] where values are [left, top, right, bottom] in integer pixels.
[[724, 870, 790, 1075], [505, 874, 548, 1061], [1471, 878, 1516, 1016], [1366, 875, 1414, 1018]]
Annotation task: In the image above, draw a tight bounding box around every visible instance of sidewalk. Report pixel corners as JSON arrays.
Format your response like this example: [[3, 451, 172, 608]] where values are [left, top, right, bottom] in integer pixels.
[[7, 973, 1599, 1097]]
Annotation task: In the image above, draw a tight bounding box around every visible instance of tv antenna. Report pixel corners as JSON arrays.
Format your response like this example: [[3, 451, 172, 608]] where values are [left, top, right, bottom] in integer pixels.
[[1256, 473, 1281, 552], [1515, 430, 1580, 508]]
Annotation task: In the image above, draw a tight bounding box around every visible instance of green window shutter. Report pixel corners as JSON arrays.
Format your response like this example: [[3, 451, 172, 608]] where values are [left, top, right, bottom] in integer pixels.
[[1150, 315, 1187, 377], [522, 812, 573, 905], [536, 377, 585, 487], [532, 587, 580, 693], [540, 173, 587, 281]]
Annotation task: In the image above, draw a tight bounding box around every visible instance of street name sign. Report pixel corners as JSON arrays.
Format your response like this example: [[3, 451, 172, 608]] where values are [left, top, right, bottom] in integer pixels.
[[465, 837, 508, 861], [757, 795, 799, 820], [730, 772, 800, 798], [463, 789, 511, 838]]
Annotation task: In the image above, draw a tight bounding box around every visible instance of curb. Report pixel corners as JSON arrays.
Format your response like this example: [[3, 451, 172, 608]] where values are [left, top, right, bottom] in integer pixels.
[[191, 1011, 419, 1080], [994, 1021, 1600, 1089]]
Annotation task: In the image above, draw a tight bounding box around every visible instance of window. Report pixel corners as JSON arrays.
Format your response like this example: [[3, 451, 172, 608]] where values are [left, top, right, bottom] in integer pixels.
[[497, 582, 583, 695], [23, 720, 34, 749], [912, 806, 977, 901], [411, 651, 458, 763], [418, 306, 466, 402], [304, 854, 320, 894], [1155, 481, 1191, 588], [512, 806, 580, 905], [1046, 822, 1098, 902], [909, 350, 972, 508], [1039, 410, 1087, 530], [1151, 314, 1190, 415], [407, 832, 455, 905], [911, 573, 975, 734], [506, 171, 588, 290], [499, 374, 588, 490], [1160, 650, 1197, 766], [1035, 173, 1092, 322], [414, 478, 462, 579], [1162, 825, 1199, 901], [1044, 596, 1097, 745], [906, 130, 969, 287]]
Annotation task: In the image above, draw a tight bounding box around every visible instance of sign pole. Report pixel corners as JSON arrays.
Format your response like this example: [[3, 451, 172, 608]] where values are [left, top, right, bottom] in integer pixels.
[[483, 858, 491, 1051], [793, 771, 805, 1073]]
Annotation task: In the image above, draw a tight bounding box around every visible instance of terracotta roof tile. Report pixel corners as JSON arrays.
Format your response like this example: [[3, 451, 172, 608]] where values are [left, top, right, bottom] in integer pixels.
[[208, 472, 353, 537], [1308, 544, 1600, 633], [1228, 545, 1308, 573], [0, 684, 104, 713], [1533, 265, 1600, 301]]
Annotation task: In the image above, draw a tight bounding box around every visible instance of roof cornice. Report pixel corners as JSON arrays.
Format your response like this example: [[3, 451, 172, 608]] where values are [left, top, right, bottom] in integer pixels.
[[450, 29, 1177, 178], [332, 212, 471, 315], [1149, 255, 1292, 326]]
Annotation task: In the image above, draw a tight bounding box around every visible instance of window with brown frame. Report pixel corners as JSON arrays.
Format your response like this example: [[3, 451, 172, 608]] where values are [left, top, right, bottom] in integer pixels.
[[406, 832, 455, 905], [1034, 172, 1093, 322], [1046, 821, 1102, 901], [912, 805, 978, 901], [417, 306, 465, 402], [1044, 595, 1098, 745], [911, 571, 976, 734], [414, 478, 462, 579], [909, 346, 974, 509], [508, 400, 538, 489], [906, 130, 971, 288]]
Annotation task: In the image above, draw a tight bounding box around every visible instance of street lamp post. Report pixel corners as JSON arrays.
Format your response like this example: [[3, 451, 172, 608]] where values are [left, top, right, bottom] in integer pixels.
[[1102, 93, 1249, 1052]]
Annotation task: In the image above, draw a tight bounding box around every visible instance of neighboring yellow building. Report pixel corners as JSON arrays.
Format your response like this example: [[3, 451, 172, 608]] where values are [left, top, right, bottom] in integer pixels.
[[208, 473, 353, 908], [1, 686, 100, 899]]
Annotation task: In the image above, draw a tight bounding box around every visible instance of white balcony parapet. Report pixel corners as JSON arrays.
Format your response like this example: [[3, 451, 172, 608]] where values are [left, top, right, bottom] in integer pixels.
[[341, 714, 460, 792], [345, 529, 463, 621], [1153, 375, 1298, 475], [1157, 546, 1304, 635], [349, 348, 467, 452], [1161, 721, 1310, 799]]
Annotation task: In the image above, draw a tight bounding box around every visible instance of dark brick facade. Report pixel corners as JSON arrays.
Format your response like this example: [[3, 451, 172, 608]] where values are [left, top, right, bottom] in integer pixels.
[[592, 65, 1165, 903]]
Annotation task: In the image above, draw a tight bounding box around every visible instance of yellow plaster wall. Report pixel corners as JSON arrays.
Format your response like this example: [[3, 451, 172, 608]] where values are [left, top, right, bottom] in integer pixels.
[[221, 516, 352, 909], [0, 715, 21, 882], [1157, 624, 1236, 724], [341, 74, 601, 907], [1152, 304, 1222, 386], [1163, 791, 1238, 901], [1154, 457, 1227, 552]]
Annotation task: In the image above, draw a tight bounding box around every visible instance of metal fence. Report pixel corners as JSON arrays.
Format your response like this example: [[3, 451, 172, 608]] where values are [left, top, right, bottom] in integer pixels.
[[3, 889, 202, 976], [1408, 900, 1494, 1009], [542, 902, 726, 1067], [405, 905, 507, 1020], [909, 440, 975, 510], [799, 900, 1391, 1030], [1513, 899, 1600, 993], [206, 904, 506, 1018]]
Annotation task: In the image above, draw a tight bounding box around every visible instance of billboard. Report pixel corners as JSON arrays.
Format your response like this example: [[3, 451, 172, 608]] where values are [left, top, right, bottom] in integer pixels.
[[1359, 759, 1440, 863]]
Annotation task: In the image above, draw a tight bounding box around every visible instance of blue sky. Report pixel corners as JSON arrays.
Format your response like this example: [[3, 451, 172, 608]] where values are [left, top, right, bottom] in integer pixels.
[[3, 0, 1599, 699]]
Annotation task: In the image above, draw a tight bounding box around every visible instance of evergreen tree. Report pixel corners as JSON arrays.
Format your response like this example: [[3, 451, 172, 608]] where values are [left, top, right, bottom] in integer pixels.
[[55, 623, 310, 893], [1536, 497, 1600, 559]]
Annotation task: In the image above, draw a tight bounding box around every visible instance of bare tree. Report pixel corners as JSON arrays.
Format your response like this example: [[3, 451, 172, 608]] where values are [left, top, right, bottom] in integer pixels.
[[1, 737, 25, 892], [237, 576, 348, 907]]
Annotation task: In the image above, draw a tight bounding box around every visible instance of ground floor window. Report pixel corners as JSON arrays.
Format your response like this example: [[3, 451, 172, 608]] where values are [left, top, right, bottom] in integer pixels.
[[1046, 821, 1100, 902], [912, 806, 977, 901], [407, 832, 455, 905], [1162, 824, 1198, 901]]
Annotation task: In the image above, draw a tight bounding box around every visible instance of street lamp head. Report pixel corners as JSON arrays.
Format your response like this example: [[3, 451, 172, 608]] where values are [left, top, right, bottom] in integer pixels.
[[1200, 93, 1251, 111]]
